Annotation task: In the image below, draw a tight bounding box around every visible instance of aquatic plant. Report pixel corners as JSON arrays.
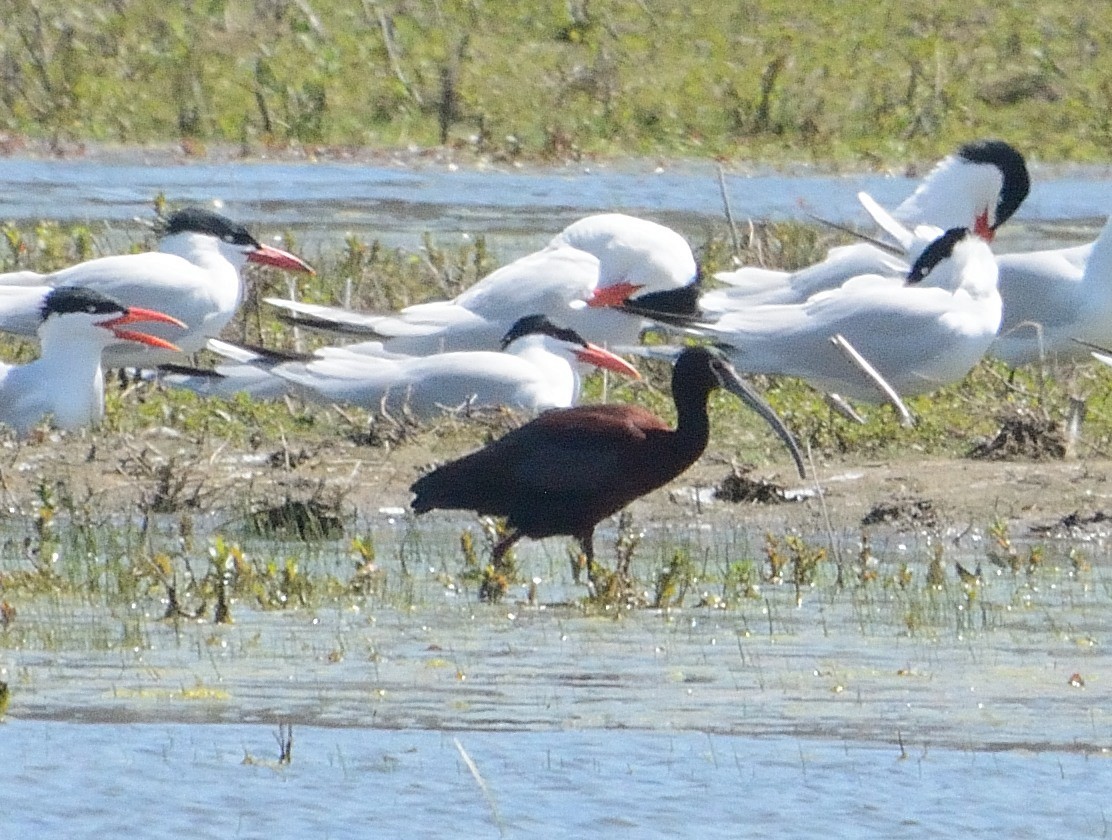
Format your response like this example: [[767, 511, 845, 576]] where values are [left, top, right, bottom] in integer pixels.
[[652, 548, 695, 609]]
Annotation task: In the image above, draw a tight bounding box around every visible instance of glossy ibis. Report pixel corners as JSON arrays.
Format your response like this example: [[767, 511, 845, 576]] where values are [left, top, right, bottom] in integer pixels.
[[410, 345, 805, 586]]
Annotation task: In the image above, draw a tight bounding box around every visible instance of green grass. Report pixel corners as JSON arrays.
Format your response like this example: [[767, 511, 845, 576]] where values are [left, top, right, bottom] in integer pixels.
[[1, 2, 1110, 163]]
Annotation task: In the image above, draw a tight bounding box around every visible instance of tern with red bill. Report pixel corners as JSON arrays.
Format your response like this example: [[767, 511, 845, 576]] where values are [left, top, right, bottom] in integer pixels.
[[888, 139, 1029, 241], [709, 140, 1028, 309], [717, 179, 1112, 367], [172, 315, 642, 417], [691, 227, 1002, 402], [0, 286, 185, 436], [0, 207, 314, 366], [265, 213, 700, 354], [844, 197, 1112, 367]]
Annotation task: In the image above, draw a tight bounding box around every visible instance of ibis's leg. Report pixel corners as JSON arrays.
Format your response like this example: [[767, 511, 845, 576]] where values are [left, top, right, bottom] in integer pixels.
[[492, 529, 522, 572], [480, 528, 523, 602], [578, 531, 597, 594]]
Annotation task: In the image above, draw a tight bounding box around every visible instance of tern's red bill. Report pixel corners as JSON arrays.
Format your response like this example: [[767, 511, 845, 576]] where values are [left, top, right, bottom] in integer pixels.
[[973, 210, 994, 242], [587, 281, 642, 308], [97, 307, 186, 352], [249, 243, 316, 274], [574, 343, 641, 379]]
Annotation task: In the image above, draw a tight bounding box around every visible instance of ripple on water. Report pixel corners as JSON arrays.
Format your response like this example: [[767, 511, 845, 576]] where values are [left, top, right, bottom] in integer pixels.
[[2, 720, 1110, 839], [0, 156, 1106, 258]]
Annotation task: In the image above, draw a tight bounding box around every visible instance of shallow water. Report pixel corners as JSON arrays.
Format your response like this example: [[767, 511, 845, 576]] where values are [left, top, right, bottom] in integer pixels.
[[0, 155, 1107, 257], [3, 453, 1111, 837], [5, 513, 1111, 747], [6, 463, 1110, 833], [4, 720, 1110, 839]]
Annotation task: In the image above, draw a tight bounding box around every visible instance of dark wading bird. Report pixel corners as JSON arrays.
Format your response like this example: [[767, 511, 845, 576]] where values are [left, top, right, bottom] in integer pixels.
[[410, 346, 806, 589]]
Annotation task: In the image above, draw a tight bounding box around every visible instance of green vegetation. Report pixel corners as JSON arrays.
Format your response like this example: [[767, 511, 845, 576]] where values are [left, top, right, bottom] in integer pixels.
[[0, 1, 1110, 163], [0, 463, 1098, 643]]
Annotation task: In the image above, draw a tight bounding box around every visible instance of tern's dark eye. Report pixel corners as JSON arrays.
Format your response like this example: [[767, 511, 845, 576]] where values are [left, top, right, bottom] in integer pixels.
[[907, 227, 968, 284]]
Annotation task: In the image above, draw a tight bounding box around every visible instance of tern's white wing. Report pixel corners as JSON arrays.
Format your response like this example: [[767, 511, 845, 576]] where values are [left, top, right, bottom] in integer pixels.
[[2, 251, 243, 364], [711, 266, 788, 289], [264, 297, 507, 353], [0, 285, 53, 335], [550, 212, 698, 293], [267, 349, 574, 417], [705, 242, 911, 310], [704, 193, 939, 311], [891, 141, 1029, 233], [0, 270, 49, 287], [702, 232, 1001, 402], [707, 277, 1000, 401], [989, 217, 1112, 365], [267, 243, 651, 353], [453, 245, 600, 314], [159, 364, 291, 400]]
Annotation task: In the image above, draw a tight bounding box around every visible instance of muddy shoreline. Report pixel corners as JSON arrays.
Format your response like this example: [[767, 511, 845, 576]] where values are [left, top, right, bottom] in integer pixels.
[[2, 425, 1108, 540]]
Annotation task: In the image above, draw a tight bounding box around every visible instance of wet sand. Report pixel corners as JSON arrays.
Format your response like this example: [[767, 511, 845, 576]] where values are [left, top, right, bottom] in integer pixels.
[[3, 426, 1109, 537]]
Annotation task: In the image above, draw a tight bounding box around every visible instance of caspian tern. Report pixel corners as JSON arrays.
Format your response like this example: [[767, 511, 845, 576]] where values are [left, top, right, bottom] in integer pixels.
[[265, 213, 700, 354], [690, 227, 1001, 402], [0, 286, 185, 437], [987, 216, 1112, 365], [889, 138, 1030, 240], [0, 207, 314, 366], [161, 314, 642, 417], [708, 140, 1029, 309], [772, 192, 1112, 368]]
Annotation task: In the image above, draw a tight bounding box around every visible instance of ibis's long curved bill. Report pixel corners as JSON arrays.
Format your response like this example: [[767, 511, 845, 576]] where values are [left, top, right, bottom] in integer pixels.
[[98, 307, 187, 352], [249, 243, 316, 274], [714, 360, 807, 479], [574, 343, 642, 379]]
